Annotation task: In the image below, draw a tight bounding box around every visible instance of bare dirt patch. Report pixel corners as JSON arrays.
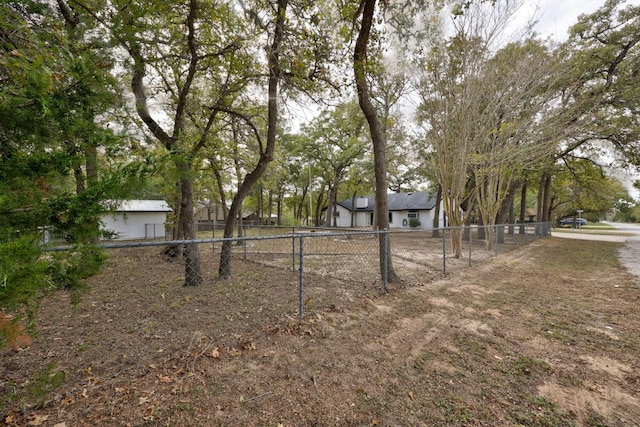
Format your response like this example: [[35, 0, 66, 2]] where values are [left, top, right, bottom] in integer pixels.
[[2, 237, 639, 426]]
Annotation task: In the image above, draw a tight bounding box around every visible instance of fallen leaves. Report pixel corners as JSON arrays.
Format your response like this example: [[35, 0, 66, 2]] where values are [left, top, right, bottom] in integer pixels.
[[156, 374, 172, 383], [26, 414, 48, 426], [0, 313, 32, 350]]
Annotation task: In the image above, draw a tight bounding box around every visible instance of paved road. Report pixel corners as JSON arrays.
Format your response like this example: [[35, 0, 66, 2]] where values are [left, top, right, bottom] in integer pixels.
[[552, 222, 640, 278], [607, 223, 640, 278]]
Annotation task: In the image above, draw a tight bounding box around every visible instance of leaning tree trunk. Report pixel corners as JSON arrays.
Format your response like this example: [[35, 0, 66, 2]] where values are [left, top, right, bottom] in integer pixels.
[[218, 0, 286, 279], [353, 0, 398, 283]]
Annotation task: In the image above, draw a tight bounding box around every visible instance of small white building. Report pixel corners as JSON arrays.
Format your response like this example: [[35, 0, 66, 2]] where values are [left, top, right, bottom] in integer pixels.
[[101, 200, 172, 240], [333, 192, 446, 229]]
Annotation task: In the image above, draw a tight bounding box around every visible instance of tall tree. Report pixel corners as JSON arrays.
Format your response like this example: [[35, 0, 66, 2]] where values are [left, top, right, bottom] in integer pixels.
[[217, 0, 287, 279], [352, 0, 399, 282], [551, 159, 630, 222], [557, 0, 640, 166], [416, 0, 563, 255], [75, 0, 261, 285], [528, 0, 640, 229], [217, 0, 341, 277], [297, 102, 369, 226], [470, 38, 562, 249], [415, 31, 480, 258]]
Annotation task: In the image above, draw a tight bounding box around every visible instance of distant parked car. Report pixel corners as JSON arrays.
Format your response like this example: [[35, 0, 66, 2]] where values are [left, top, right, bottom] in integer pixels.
[[559, 217, 587, 226]]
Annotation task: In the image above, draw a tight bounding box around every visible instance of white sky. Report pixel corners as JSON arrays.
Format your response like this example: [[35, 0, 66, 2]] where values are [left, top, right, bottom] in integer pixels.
[[529, 0, 640, 41]]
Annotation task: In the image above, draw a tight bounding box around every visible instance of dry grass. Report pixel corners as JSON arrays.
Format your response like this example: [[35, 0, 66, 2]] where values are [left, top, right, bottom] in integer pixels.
[[1, 236, 639, 426]]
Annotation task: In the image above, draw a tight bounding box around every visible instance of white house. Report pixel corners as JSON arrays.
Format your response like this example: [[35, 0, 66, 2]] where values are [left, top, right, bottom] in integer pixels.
[[101, 200, 172, 240], [333, 191, 446, 229]]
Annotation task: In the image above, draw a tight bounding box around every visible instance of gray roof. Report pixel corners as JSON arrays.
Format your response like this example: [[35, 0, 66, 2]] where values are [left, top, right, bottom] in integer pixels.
[[337, 192, 437, 212]]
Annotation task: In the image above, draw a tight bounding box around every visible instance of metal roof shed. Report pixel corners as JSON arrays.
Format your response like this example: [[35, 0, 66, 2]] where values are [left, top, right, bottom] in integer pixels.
[[101, 200, 172, 240]]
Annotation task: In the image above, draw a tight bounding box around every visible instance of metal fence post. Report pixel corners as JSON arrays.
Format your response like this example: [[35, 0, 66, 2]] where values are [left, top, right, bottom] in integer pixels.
[[298, 235, 304, 321], [212, 221, 216, 252], [243, 228, 247, 260], [468, 225, 472, 267], [442, 227, 446, 275], [383, 229, 388, 291], [292, 231, 296, 271]]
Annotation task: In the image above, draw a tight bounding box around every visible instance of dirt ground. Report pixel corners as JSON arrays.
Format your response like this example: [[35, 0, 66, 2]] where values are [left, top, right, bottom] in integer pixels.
[[1, 235, 639, 426]]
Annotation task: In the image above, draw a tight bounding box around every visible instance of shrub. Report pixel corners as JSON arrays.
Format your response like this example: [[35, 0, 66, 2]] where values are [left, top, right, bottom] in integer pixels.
[[0, 236, 105, 348], [409, 218, 421, 228]]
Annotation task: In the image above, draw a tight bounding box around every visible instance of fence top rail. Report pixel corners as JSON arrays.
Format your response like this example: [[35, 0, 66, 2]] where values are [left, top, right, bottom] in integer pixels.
[[42, 222, 550, 251], [419, 222, 550, 232], [42, 229, 389, 251]]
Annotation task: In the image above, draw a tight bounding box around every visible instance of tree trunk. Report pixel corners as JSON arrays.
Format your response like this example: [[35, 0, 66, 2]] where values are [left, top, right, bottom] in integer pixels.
[[177, 160, 202, 286], [218, 0, 286, 279], [276, 189, 283, 226], [477, 211, 486, 240], [236, 206, 244, 240], [315, 191, 324, 227], [257, 185, 264, 224], [171, 184, 182, 240], [519, 179, 527, 234], [432, 185, 442, 238], [508, 191, 515, 236], [461, 190, 475, 241], [541, 172, 552, 235], [536, 173, 547, 236], [496, 179, 522, 243], [350, 193, 357, 227], [353, 0, 398, 283], [211, 162, 229, 220], [327, 181, 339, 227], [268, 190, 273, 226], [297, 187, 306, 223]]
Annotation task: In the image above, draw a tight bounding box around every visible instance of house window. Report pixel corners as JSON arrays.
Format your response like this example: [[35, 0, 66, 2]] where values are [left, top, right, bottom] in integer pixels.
[[388, 212, 393, 222], [408, 211, 419, 219]]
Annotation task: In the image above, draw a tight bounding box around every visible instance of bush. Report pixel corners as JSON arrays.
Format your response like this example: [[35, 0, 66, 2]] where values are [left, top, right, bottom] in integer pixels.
[[0, 237, 50, 310], [409, 218, 421, 228], [0, 236, 105, 348]]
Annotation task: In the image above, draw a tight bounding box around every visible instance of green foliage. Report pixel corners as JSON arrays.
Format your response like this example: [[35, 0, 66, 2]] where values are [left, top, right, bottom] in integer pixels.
[[611, 197, 637, 222], [45, 246, 106, 292], [409, 218, 421, 227], [550, 159, 630, 221], [562, 1, 640, 166], [0, 1, 142, 310], [0, 237, 50, 310], [0, 236, 105, 313]]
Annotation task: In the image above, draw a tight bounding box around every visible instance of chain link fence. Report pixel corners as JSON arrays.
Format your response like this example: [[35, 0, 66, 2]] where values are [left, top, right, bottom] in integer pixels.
[[44, 222, 550, 319]]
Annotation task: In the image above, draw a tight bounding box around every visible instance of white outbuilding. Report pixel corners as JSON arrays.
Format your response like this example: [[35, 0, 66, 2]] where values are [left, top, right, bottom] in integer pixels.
[[100, 200, 172, 240]]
